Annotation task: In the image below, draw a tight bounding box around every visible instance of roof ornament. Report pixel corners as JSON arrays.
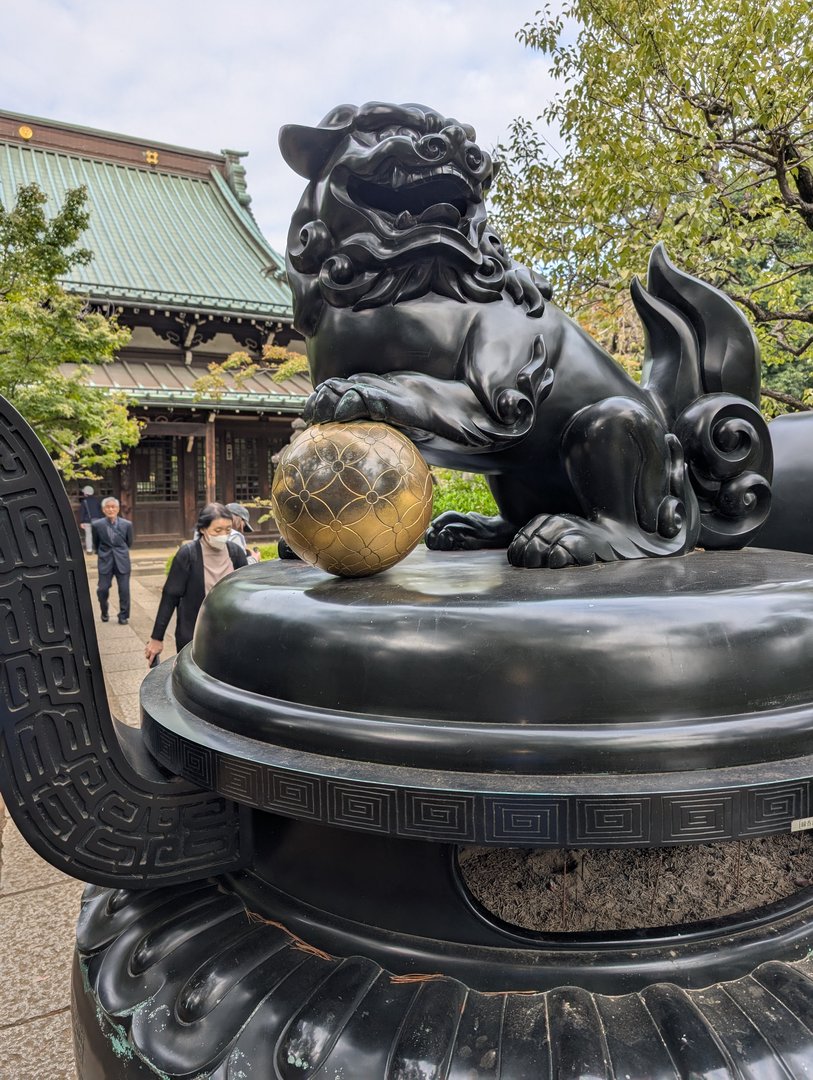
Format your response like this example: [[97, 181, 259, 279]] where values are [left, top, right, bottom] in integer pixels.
[[221, 148, 252, 208], [263, 263, 288, 283]]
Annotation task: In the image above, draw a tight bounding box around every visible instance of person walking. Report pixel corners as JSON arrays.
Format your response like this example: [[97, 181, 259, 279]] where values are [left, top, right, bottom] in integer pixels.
[[79, 485, 103, 553], [225, 502, 261, 564], [144, 502, 248, 666], [91, 497, 133, 624]]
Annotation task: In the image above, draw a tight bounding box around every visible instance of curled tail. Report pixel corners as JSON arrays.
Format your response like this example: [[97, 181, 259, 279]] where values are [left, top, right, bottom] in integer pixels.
[[631, 244, 772, 549]]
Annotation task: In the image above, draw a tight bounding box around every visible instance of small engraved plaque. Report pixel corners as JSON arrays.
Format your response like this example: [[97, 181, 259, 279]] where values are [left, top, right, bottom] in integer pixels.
[[790, 816, 813, 833]]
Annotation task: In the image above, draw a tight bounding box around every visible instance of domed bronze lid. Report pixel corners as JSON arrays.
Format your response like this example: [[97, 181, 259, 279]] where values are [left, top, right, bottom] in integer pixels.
[[169, 547, 813, 777]]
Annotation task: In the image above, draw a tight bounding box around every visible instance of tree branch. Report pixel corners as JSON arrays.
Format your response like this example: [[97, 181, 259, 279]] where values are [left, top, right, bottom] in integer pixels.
[[729, 293, 813, 325], [760, 387, 813, 411]]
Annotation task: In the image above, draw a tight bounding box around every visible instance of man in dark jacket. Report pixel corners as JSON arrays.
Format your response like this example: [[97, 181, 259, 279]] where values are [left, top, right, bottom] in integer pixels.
[[79, 485, 103, 553], [92, 497, 133, 624]]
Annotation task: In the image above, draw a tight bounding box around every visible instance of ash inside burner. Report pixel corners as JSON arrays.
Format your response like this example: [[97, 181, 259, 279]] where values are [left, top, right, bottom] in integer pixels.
[[458, 832, 813, 932]]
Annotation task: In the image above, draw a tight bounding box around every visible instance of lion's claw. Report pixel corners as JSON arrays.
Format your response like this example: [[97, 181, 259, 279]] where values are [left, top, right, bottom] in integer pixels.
[[303, 383, 341, 423], [426, 521, 479, 551], [333, 389, 370, 422], [508, 514, 603, 569], [303, 377, 391, 425], [426, 511, 515, 552]]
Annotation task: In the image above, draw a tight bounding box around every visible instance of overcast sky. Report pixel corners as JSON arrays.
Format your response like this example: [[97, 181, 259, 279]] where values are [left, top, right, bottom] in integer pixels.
[[0, 0, 563, 252]]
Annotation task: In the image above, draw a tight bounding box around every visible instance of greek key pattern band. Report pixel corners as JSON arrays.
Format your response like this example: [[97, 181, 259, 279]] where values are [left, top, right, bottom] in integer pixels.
[[144, 718, 812, 848]]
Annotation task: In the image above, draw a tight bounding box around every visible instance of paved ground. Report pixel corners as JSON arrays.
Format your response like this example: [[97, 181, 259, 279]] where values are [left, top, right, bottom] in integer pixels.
[[0, 548, 178, 1080]]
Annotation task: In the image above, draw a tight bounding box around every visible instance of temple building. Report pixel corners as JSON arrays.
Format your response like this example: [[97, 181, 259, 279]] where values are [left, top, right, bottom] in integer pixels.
[[0, 109, 310, 542]]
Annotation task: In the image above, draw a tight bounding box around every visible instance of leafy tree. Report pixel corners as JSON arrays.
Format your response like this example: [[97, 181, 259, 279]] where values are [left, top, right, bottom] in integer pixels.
[[191, 343, 310, 531], [0, 183, 138, 477], [494, 0, 813, 411], [194, 342, 309, 401]]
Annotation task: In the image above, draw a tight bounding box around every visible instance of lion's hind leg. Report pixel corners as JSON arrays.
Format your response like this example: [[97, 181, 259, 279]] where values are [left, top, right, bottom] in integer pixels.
[[508, 396, 699, 569], [426, 511, 516, 551]]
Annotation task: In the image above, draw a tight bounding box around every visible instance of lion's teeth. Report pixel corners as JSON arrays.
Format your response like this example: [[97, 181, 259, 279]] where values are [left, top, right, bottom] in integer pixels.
[[395, 211, 417, 230]]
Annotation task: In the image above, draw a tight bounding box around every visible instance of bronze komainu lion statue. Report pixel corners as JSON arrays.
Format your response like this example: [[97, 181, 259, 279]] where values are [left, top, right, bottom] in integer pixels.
[[279, 101, 773, 568]]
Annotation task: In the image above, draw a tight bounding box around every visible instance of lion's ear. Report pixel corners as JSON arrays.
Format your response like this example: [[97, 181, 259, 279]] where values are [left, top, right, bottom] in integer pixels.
[[279, 123, 351, 179]]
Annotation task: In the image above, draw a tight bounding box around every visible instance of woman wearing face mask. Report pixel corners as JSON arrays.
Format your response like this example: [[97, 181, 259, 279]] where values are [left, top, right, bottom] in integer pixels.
[[144, 503, 248, 667]]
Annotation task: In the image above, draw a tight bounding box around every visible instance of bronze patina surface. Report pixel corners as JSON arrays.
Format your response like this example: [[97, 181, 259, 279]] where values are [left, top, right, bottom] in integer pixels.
[[281, 102, 774, 569]]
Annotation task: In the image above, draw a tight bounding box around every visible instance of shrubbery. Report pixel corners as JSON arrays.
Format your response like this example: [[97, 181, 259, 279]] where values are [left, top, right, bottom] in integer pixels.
[[431, 469, 498, 518]]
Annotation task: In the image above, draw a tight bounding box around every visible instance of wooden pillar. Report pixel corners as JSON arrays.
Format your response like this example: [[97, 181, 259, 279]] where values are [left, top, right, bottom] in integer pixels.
[[258, 432, 271, 503], [119, 461, 133, 531], [223, 430, 235, 503], [182, 435, 197, 532], [205, 416, 217, 504]]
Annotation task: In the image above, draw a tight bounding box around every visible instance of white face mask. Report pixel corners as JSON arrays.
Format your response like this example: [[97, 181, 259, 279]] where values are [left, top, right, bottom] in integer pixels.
[[206, 534, 230, 549]]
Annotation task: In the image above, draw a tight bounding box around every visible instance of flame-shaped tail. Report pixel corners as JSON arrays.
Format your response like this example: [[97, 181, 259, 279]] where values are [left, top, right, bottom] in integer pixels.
[[632, 245, 772, 549]]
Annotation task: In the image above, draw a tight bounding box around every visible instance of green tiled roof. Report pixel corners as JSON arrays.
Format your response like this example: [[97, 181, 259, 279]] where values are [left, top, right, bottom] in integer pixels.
[[0, 140, 292, 319], [61, 359, 312, 414]]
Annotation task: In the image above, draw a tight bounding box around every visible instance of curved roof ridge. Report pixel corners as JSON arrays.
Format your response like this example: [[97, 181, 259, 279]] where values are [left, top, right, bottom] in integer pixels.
[[0, 108, 226, 164], [0, 136, 292, 320]]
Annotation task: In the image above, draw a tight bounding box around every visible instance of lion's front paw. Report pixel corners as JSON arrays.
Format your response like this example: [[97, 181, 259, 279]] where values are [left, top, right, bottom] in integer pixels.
[[426, 512, 478, 551], [303, 378, 386, 424], [426, 511, 515, 551], [508, 514, 611, 569]]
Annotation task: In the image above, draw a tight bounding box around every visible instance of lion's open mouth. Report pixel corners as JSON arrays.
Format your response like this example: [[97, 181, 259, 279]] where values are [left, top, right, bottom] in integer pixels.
[[347, 166, 476, 229]]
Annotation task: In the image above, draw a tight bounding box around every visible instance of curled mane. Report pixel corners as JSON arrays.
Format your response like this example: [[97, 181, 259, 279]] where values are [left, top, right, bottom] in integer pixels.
[[282, 102, 551, 337]]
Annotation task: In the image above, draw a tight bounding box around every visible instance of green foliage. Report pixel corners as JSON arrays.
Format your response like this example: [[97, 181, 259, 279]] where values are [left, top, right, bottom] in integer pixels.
[[0, 183, 139, 476], [194, 343, 309, 400], [270, 349, 310, 384], [0, 184, 92, 294], [431, 469, 499, 518], [495, 0, 813, 411]]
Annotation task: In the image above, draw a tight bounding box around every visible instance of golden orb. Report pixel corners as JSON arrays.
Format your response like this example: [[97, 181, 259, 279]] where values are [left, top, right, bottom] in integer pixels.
[[271, 422, 433, 577]]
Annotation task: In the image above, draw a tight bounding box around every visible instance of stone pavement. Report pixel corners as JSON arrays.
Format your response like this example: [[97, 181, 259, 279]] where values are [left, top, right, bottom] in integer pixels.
[[0, 549, 177, 1080]]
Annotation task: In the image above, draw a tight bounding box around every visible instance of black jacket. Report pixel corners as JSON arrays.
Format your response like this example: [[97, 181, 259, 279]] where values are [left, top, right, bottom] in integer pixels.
[[91, 516, 133, 574], [80, 495, 103, 523], [151, 539, 247, 650]]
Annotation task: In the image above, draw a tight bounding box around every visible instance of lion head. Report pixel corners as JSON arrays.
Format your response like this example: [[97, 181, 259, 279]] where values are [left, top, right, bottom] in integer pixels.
[[279, 101, 551, 335]]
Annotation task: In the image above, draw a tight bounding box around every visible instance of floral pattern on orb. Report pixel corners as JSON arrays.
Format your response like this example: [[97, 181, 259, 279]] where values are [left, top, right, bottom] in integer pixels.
[[271, 422, 433, 577]]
